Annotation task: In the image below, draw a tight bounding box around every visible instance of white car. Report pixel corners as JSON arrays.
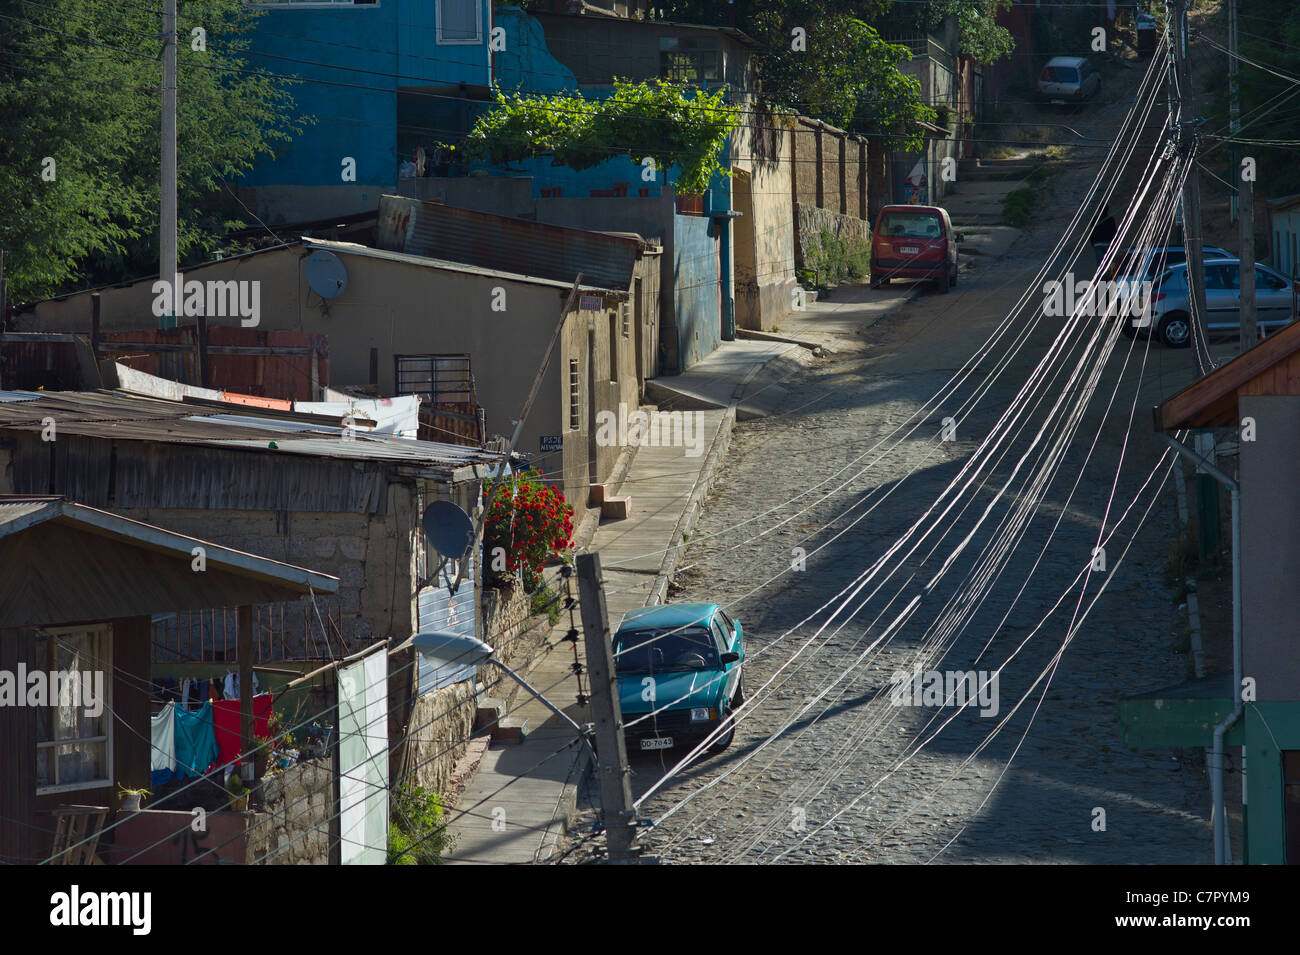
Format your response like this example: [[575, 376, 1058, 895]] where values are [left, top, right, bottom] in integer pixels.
[[1038, 56, 1101, 105]]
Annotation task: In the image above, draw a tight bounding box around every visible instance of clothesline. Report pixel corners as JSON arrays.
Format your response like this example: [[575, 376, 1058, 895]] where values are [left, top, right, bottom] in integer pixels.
[[150, 693, 275, 788]]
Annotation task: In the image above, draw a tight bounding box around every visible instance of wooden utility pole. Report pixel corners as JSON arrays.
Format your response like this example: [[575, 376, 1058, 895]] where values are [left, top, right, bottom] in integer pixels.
[[160, 0, 178, 331], [1240, 173, 1256, 351], [575, 553, 639, 862], [1228, 0, 1240, 222], [1172, 0, 1208, 363]]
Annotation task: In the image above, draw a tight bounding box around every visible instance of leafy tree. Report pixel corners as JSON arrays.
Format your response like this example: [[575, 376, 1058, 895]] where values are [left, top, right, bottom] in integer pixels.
[[0, 0, 305, 305], [462, 79, 738, 195], [748, 11, 933, 151], [915, 0, 1015, 66]]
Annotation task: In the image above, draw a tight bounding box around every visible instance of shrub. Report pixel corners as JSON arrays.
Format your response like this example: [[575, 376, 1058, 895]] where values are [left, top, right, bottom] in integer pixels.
[[483, 474, 575, 591], [387, 783, 455, 865]]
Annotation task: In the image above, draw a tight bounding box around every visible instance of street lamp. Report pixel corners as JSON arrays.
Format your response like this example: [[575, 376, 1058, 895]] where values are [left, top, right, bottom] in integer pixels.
[[411, 631, 594, 759]]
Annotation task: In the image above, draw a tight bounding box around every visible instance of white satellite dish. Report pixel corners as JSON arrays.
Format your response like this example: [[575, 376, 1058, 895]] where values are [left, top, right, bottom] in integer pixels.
[[304, 250, 349, 299]]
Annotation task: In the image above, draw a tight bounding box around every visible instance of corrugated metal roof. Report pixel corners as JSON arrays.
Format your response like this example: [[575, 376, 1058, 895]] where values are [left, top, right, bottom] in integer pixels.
[[376, 196, 641, 293], [303, 237, 627, 299], [0, 390, 42, 402], [0, 391, 500, 478]]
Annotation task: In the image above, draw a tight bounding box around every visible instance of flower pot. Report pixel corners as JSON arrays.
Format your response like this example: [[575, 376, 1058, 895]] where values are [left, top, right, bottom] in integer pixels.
[[675, 193, 706, 216], [121, 793, 142, 812]]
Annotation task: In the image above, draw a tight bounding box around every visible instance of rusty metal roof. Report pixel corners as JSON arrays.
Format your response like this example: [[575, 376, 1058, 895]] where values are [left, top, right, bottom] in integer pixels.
[[0, 391, 500, 480], [375, 196, 643, 292]]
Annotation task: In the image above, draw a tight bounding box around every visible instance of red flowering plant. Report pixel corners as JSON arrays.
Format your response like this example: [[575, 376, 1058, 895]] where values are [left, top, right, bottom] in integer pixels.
[[483, 473, 575, 591]]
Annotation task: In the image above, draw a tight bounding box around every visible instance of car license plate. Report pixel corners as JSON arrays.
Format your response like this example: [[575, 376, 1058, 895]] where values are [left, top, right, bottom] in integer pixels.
[[641, 737, 673, 750], [1051, 99, 1065, 105], [899, 246, 920, 255]]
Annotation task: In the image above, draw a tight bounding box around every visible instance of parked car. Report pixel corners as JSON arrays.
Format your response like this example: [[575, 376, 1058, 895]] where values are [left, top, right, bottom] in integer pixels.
[[1102, 244, 1231, 283], [613, 603, 744, 754], [1038, 56, 1101, 105], [1137, 258, 1295, 347], [871, 204, 961, 293]]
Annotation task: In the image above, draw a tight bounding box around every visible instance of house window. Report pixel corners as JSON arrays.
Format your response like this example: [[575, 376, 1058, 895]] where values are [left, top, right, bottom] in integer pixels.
[[569, 359, 580, 430], [621, 301, 631, 339], [437, 0, 481, 44], [35, 626, 112, 795], [659, 36, 722, 84], [395, 354, 472, 403]]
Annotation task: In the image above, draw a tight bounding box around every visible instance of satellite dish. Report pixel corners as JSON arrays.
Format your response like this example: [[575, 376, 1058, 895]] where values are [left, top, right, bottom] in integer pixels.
[[304, 250, 348, 300], [422, 500, 474, 559]]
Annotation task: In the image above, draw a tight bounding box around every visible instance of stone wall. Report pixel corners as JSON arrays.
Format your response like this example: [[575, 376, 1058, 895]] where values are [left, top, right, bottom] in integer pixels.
[[404, 679, 478, 798], [402, 581, 537, 799], [248, 759, 334, 865], [794, 203, 873, 281]]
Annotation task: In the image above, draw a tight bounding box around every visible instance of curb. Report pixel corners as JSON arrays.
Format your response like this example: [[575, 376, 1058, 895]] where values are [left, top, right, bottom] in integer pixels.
[[736, 328, 825, 352], [537, 743, 592, 863], [648, 405, 737, 607]]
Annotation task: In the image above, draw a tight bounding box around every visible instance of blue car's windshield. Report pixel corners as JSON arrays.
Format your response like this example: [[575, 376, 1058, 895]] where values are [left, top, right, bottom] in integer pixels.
[[614, 627, 718, 673]]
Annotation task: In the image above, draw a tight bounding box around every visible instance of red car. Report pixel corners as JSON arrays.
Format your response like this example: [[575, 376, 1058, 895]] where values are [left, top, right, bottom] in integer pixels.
[[870, 204, 961, 293]]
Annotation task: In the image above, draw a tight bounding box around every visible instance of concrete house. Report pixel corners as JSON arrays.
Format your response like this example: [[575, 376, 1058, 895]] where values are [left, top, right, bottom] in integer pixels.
[[404, 7, 798, 365], [18, 237, 636, 507], [1122, 320, 1300, 863]]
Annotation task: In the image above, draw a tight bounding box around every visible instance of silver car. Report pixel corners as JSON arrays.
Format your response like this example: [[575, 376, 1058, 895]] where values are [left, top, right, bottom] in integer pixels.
[[1137, 258, 1295, 347], [1038, 56, 1101, 105]]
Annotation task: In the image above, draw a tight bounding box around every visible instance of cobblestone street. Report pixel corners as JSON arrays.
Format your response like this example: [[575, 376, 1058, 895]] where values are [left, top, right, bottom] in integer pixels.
[[619, 181, 1221, 864]]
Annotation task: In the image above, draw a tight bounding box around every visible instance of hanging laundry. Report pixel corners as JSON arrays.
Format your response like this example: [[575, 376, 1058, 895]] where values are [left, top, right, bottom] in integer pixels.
[[150, 702, 177, 787], [181, 679, 191, 711], [223, 671, 259, 701], [173, 701, 219, 779], [211, 694, 274, 769]]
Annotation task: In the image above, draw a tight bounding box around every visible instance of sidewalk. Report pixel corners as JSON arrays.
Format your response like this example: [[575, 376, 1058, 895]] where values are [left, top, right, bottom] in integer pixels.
[[443, 338, 805, 863]]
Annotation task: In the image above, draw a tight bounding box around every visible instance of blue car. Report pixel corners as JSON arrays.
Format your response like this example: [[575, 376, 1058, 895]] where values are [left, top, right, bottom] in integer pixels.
[[613, 603, 745, 754]]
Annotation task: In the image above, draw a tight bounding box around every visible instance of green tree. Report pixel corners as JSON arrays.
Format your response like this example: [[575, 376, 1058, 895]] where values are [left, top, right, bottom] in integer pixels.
[[916, 0, 1015, 66], [0, 0, 305, 304]]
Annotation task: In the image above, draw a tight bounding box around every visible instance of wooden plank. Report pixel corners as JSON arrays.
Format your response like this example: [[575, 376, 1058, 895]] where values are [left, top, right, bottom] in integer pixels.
[[1155, 322, 1300, 429]]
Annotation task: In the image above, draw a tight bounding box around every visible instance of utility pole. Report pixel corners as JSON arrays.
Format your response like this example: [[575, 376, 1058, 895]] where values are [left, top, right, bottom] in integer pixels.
[[1228, 0, 1240, 222], [160, 0, 178, 330], [1240, 172, 1256, 350], [1172, 0, 1208, 366], [575, 553, 640, 863]]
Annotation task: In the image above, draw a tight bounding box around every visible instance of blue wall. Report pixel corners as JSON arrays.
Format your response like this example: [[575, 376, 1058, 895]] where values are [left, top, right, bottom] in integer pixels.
[[674, 213, 721, 371], [242, 0, 492, 192]]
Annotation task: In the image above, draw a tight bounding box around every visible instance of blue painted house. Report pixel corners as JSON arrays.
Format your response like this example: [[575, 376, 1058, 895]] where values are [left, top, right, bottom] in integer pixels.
[[240, 0, 495, 224], [481, 7, 763, 372]]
